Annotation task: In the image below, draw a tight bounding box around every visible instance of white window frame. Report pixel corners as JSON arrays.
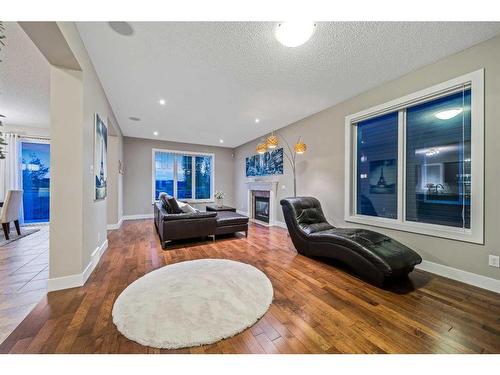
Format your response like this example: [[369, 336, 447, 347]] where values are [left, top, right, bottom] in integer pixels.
[[344, 69, 484, 244], [152, 148, 215, 204]]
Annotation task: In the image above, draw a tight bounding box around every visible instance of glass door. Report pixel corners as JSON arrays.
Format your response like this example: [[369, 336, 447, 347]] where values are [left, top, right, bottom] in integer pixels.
[[20, 140, 50, 224]]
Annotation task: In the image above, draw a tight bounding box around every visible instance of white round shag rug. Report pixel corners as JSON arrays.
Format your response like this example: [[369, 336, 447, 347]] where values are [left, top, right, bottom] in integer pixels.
[[112, 259, 273, 349]]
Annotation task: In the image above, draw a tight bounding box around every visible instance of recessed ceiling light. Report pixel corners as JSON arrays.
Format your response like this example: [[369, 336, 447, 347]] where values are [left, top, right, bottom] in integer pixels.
[[128, 116, 141, 122], [153, 131, 159, 136], [108, 22, 134, 36], [275, 22, 316, 48], [255, 118, 260, 123], [219, 139, 224, 143], [159, 99, 166, 106], [435, 108, 463, 120]]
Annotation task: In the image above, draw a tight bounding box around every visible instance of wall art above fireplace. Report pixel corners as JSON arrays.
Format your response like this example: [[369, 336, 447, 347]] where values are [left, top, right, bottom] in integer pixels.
[[245, 148, 283, 177]]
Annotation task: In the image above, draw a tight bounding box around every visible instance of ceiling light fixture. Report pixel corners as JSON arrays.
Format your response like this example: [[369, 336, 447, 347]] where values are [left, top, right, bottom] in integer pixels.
[[435, 108, 463, 120], [153, 131, 158, 136], [255, 118, 260, 124], [159, 99, 166, 106], [219, 139, 224, 144], [275, 21, 316, 48]]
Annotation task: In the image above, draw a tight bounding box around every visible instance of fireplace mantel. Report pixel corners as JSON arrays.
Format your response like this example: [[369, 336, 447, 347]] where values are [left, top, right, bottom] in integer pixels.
[[245, 180, 279, 192], [245, 180, 279, 226]]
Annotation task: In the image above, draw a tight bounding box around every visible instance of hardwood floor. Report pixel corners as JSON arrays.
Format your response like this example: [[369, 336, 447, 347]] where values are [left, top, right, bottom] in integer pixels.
[[0, 226, 49, 344], [0, 220, 499, 354]]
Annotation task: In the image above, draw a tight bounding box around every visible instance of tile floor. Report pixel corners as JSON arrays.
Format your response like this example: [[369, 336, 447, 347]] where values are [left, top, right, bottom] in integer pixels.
[[0, 226, 48, 344]]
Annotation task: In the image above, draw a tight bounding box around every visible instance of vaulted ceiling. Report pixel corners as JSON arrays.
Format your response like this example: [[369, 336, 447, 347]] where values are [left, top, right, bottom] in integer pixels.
[[76, 22, 500, 148]]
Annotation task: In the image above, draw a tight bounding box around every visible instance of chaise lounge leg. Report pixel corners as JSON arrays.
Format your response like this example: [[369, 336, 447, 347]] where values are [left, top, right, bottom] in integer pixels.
[[2, 223, 9, 240], [14, 220, 21, 235]]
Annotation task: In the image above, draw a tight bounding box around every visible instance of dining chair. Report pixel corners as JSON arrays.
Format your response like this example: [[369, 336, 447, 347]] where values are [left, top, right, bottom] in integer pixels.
[[1, 190, 23, 240]]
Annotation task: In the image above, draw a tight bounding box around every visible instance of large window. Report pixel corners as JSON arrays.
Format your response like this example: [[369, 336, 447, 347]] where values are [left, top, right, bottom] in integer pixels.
[[153, 149, 214, 202], [21, 140, 50, 224], [345, 70, 484, 243]]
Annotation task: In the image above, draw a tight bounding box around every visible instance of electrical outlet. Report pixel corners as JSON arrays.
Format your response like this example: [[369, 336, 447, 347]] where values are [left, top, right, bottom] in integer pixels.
[[489, 255, 500, 268]]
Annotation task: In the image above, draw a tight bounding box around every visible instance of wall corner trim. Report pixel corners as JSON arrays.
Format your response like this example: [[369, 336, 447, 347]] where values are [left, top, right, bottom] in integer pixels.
[[416, 260, 500, 293], [47, 239, 109, 292], [107, 217, 123, 230]]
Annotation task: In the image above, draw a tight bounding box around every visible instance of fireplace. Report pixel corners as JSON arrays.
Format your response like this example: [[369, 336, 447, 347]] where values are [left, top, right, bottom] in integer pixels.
[[254, 196, 270, 223], [246, 181, 278, 226]]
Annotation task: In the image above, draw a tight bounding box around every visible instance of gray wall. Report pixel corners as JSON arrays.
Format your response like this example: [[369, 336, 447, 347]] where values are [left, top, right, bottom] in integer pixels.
[[234, 34, 500, 280], [123, 136, 235, 215]]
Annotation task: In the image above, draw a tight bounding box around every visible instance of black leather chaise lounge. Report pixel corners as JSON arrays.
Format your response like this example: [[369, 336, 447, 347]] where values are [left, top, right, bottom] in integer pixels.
[[280, 197, 422, 286]]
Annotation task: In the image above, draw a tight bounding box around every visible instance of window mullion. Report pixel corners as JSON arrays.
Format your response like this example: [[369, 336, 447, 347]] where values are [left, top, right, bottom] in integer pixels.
[[352, 124, 358, 217], [191, 156, 196, 200], [173, 154, 178, 199], [397, 109, 406, 223]]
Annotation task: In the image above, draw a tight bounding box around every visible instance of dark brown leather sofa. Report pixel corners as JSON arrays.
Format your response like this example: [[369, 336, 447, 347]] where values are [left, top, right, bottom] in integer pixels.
[[154, 202, 217, 247], [280, 197, 422, 286], [154, 202, 248, 248]]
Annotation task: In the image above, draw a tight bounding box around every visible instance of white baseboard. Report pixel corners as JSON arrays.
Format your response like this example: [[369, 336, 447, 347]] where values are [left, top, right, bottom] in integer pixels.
[[107, 217, 123, 230], [273, 220, 287, 229], [46, 273, 83, 292], [416, 260, 500, 293], [82, 239, 108, 283], [47, 239, 109, 292], [122, 213, 154, 220]]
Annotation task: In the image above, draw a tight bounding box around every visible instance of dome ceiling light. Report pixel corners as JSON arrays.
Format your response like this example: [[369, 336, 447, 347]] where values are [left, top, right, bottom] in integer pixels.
[[275, 21, 316, 48]]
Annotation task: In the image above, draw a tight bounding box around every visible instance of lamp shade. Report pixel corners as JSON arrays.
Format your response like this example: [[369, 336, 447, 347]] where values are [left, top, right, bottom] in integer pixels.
[[256, 142, 267, 154], [266, 134, 279, 149], [294, 141, 307, 154]]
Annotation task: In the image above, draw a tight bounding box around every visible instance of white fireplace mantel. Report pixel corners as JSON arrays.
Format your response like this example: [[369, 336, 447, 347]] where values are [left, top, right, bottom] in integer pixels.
[[245, 180, 279, 226]]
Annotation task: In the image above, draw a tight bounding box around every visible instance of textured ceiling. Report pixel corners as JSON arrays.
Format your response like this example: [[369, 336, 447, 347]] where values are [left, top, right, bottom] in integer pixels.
[[76, 22, 500, 148], [0, 22, 50, 128]]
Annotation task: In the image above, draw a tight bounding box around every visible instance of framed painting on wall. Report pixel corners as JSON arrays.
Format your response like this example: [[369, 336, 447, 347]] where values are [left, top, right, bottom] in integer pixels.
[[94, 114, 108, 200], [245, 148, 283, 177]]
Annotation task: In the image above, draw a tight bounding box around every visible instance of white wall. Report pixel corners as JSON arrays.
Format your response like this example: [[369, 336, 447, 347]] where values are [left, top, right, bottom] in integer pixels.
[[50, 66, 84, 278], [234, 34, 500, 281]]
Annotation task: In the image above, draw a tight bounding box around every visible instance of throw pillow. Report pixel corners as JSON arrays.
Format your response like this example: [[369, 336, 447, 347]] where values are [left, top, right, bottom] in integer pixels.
[[159, 192, 173, 213], [167, 195, 183, 214], [180, 202, 197, 213]]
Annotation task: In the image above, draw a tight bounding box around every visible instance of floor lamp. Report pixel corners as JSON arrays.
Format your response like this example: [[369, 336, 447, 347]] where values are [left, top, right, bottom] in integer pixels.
[[256, 131, 307, 197]]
